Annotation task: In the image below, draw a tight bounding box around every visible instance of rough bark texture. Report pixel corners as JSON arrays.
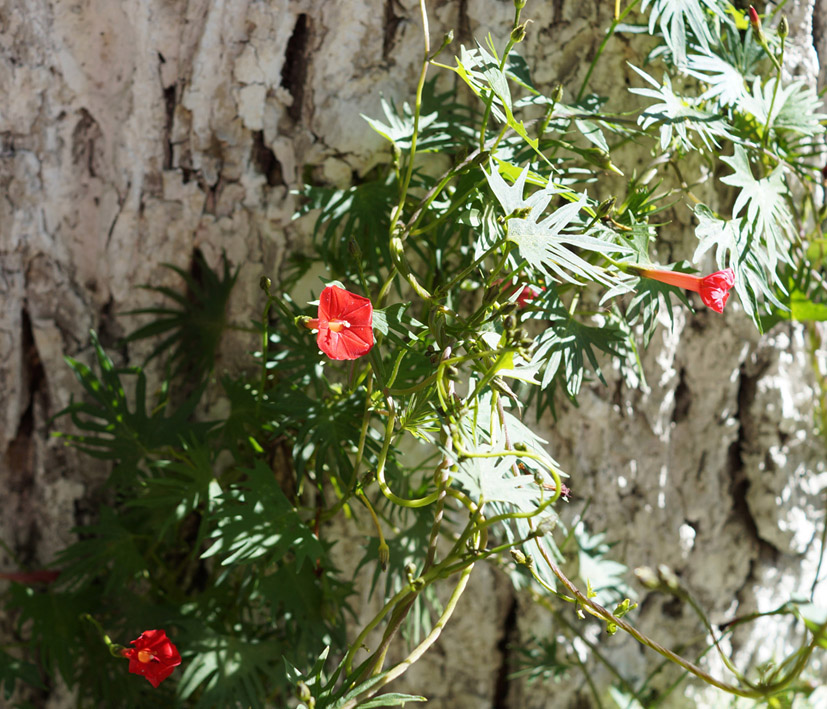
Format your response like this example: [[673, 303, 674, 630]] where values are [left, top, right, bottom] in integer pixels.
[[0, 1, 825, 707]]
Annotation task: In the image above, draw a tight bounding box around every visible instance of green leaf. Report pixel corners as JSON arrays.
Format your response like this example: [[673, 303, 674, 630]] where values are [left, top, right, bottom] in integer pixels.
[[202, 460, 323, 568], [797, 603, 827, 648], [742, 78, 827, 138], [629, 65, 734, 151], [122, 251, 237, 381], [0, 647, 45, 699], [720, 145, 792, 272], [176, 629, 281, 709], [484, 163, 631, 287], [641, 0, 723, 65]]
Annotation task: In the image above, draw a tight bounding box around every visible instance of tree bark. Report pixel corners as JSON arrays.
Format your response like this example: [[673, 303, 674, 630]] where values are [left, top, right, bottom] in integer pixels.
[[0, 1, 824, 706]]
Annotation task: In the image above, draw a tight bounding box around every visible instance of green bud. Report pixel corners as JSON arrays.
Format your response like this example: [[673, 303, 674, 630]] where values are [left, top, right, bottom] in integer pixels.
[[513, 441, 528, 452], [612, 598, 637, 619], [259, 276, 271, 293], [514, 0, 527, 9], [511, 549, 527, 564], [778, 16, 789, 40], [510, 22, 527, 44], [348, 237, 362, 259], [511, 206, 532, 220], [378, 541, 390, 572], [405, 562, 417, 584], [552, 84, 563, 104], [596, 196, 615, 219]]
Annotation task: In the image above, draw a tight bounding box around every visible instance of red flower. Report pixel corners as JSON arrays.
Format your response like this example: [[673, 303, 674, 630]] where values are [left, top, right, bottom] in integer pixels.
[[495, 280, 544, 308], [305, 285, 374, 360], [638, 267, 735, 313], [122, 629, 181, 688]]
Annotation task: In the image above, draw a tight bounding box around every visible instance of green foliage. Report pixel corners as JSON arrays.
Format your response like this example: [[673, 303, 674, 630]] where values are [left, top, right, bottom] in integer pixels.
[[5, 1, 826, 708], [123, 250, 238, 381]]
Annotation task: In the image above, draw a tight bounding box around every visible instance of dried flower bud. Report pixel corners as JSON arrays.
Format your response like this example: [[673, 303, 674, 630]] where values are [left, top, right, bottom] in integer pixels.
[[504, 314, 516, 331]]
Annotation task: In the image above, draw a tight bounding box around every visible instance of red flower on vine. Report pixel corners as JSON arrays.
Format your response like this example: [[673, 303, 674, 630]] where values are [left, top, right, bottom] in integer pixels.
[[638, 267, 735, 313], [495, 280, 544, 308], [305, 285, 374, 360], [122, 629, 181, 688]]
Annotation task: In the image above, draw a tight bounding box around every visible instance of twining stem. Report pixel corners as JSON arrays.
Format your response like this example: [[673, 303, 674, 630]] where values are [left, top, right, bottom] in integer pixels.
[[374, 397, 441, 508], [340, 565, 474, 709]]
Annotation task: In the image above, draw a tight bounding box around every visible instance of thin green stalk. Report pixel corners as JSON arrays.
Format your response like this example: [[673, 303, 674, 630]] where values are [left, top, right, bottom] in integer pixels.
[[478, 5, 523, 151], [761, 40, 785, 149], [389, 0, 431, 237], [532, 541, 772, 699]]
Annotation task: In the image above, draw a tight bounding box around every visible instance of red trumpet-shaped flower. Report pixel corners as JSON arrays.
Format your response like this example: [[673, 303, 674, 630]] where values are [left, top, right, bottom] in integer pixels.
[[122, 629, 181, 688], [305, 285, 374, 360], [638, 267, 735, 313]]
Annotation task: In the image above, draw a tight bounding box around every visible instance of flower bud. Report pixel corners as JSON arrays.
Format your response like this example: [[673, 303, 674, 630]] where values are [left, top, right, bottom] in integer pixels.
[[510, 549, 527, 564], [509, 206, 533, 221], [510, 21, 530, 43], [504, 314, 516, 331], [378, 541, 389, 571], [552, 84, 564, 105], [777, 15, 789, 40], [748, 6, 766, 43], [260, 275, 271, 293], [513, 441, 528, 451], [514, 0, 526, 9], [596, 196, 615, 220]]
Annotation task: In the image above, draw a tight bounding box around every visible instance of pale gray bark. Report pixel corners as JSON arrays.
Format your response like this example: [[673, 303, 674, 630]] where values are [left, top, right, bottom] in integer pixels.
[[0, 1, 824, 707]]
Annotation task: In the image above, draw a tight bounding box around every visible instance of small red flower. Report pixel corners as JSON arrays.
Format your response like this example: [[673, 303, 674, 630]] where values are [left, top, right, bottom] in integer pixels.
[[495, 280, 544, 308], [638, 267, 735, 313], [122, 629, 181, 688], [305, 285, 374, 360]]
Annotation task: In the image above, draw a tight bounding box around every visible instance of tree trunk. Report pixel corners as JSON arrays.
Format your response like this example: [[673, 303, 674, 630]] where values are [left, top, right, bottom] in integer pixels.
[[1, 1, 824, 706]]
